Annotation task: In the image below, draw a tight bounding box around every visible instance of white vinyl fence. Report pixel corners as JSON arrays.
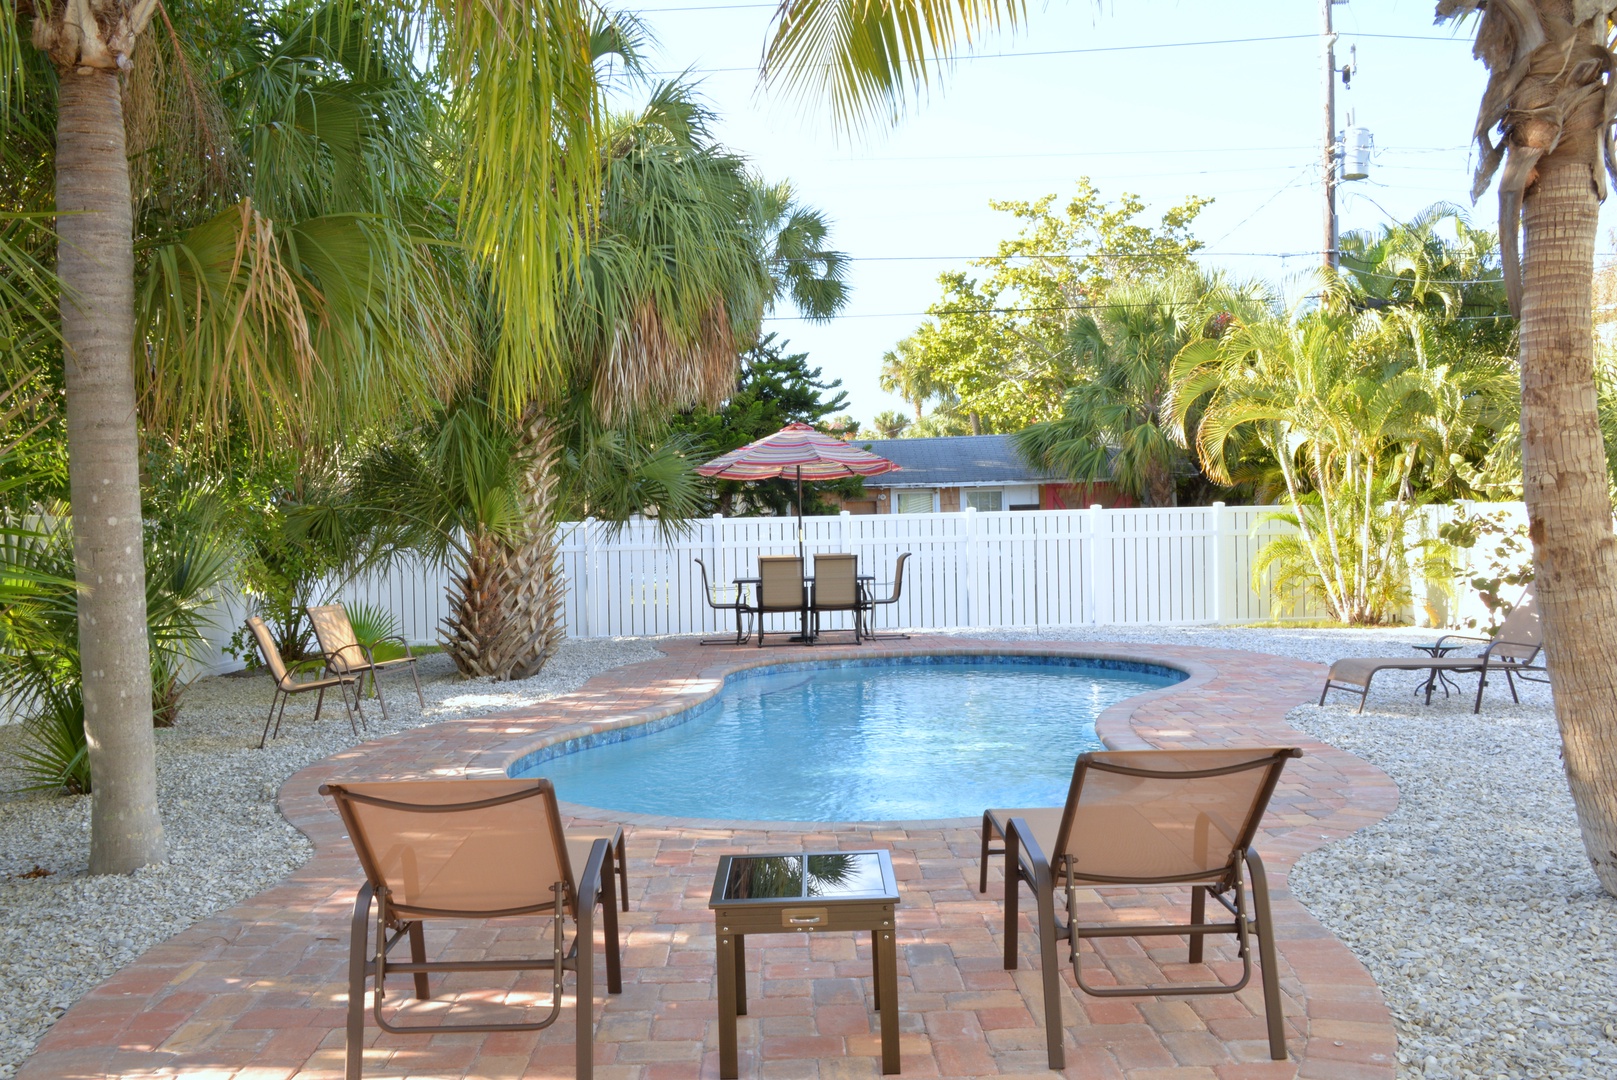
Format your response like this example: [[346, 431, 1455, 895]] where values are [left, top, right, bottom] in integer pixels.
[[318, 503, 1346, 650]]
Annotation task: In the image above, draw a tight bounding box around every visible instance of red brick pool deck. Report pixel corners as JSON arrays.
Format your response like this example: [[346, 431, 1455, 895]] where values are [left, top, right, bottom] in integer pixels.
[[20, 636, 1400, 1080]]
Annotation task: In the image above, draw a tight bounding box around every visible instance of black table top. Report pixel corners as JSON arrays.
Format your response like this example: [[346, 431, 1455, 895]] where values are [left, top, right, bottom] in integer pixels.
[[709, 850, 897, 907]]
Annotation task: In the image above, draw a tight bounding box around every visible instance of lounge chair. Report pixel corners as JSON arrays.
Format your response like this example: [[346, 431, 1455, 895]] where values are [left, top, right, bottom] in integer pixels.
[[980, 746, 1302, 1069], [245, 615, 363, 748], [809, 553, 862, 644], [307, 603, 425, 721], [694, 558, 752, 645], [320, 777, 629, 1080], [753, 555, 807, 647], [1319, 584, 1545, 714], [860, 552, 911, 640]]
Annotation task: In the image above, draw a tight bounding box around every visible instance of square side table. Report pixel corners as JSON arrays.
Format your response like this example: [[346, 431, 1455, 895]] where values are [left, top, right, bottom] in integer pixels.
[[709, 849, 900, 1077]]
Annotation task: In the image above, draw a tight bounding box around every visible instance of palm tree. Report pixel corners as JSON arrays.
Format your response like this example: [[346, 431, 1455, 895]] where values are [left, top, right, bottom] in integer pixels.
[[4, 0, 602, 872], [880, 336, 943, 421], [759, 0, 1617, 897], [1014, 270, 1266, 507]]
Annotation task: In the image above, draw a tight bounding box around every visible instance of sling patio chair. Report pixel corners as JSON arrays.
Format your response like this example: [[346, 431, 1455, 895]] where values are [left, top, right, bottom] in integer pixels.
[[320, 777, 629, 1080], [307, 603, 425, 721], [1319, 584, 1546, 714], [752, 554, 808, 647], [245, 615, 364, 748], [859, 552, 911, 641], [694, 558, 753, 645], [980, 746, 1302, 1070], [809, 552, 863, 644]]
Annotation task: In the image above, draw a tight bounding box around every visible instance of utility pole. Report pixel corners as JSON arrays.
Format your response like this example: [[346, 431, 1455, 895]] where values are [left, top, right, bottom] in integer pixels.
[[1321, 0, 1339, 270]]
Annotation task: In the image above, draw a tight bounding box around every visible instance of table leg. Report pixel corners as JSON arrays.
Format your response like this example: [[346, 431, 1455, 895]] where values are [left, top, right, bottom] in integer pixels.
[[717, 931, 740, 1079], [735, 933, 747, 1015], [874, 927, 900, 1074]]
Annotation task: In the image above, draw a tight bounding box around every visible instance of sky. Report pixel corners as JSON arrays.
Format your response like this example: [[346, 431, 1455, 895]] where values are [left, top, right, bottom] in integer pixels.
[[609, 0, 1617, 425]]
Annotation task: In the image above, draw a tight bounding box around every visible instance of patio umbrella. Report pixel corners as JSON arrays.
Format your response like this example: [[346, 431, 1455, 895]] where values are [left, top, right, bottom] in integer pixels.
[[696, 422, 900, 562]]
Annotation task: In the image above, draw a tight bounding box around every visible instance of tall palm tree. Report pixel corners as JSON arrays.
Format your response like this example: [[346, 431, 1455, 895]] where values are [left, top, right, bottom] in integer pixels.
[[4, 0, 602, 872], [761, 0, 1617, 896]]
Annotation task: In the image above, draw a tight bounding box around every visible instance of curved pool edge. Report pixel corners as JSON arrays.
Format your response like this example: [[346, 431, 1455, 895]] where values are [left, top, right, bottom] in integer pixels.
[[16, 632, 1403, 1080]]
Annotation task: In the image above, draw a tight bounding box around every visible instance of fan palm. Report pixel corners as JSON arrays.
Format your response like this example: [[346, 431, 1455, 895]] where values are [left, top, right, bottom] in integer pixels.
[[1014, 270, 1268, 507]]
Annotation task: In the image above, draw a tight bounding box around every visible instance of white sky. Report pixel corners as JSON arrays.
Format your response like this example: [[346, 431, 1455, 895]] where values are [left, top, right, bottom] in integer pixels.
[[613, 0, 1617, 423]]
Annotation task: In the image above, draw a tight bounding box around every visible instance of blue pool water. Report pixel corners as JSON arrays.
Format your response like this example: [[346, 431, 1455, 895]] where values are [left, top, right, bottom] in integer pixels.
[[511, 656, 1182, 821]]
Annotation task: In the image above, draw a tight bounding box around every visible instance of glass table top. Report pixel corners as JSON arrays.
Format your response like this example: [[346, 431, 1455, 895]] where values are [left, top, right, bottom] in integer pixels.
[[710, 850, 897, 905]]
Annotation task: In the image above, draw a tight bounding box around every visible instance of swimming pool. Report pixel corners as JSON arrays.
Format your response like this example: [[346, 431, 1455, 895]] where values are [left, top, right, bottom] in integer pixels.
[[510, 655, 1184, 821]]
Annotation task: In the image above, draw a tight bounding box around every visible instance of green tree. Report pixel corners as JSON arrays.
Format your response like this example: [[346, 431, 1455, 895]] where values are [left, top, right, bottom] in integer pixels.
[[1015, 269, 1268, 507], [892, 181, 1211, 432], [869, 410, 910, 439]]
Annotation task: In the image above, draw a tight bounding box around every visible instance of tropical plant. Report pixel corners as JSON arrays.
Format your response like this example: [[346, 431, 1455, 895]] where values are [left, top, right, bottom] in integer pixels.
[[6, 0, 582, 869], [1014, 270, 1269, 507], [869, 410, 910, 439]]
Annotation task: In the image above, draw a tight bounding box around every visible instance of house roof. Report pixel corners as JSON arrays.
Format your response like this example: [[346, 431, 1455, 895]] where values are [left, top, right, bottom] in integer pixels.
[[855, 434, 1063, 488]]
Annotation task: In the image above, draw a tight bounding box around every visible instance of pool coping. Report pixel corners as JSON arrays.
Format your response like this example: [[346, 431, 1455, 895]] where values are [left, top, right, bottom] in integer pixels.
[[18, 633, 1403, 1080]]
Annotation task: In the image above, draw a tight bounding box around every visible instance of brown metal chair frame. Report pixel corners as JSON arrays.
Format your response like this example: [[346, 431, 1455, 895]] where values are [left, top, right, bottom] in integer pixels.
[[307, 603, 425, 721], [694, 558, 752, 645], [246, 616, 364, 748], [321, 778, 630, 1080], [979, 747, 1301, 1070], [859, 552, 911, 641], [809, 553, 863, 644], [752, 555, 808, 647]]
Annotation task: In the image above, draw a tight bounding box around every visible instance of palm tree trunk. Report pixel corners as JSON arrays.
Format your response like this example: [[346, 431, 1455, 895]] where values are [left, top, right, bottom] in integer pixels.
[[488, 411, 566, 680], [56, 69, 165, 873], [1518, 137, 1617, 895]]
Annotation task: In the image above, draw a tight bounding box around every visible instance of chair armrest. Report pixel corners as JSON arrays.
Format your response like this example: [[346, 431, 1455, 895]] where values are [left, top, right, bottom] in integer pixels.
[[375, 634, 416, 659], [1429, 633, 1490, 651], [576, 837, 611, 914], [1005, 815, 1054, 891], [285, 656, 328, 676]]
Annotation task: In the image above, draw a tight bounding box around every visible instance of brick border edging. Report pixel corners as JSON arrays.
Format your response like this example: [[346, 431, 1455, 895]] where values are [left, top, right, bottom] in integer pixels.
[[19, 635, 1401, 1080]]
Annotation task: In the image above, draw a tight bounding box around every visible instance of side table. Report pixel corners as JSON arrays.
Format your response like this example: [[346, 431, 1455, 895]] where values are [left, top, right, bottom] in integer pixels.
[[709, 849, 901, 1077]]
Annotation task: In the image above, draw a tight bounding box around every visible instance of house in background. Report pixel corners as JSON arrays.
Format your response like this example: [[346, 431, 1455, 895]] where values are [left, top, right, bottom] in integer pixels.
[[834, 434, 1135, 515]]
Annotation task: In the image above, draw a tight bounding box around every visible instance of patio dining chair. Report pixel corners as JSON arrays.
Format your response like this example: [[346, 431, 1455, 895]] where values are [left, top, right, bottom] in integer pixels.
[[809, 553, 862, 644], [245, 615, 364, 748], [859, 552, 911, 641], [1319, 583, 1545, 713], [980, 746, 1302, 1069], [694, 558, 752, 645], [321, 777, 629, 1080], [754, 555, 808, 647], [307, 603, 425, 721]]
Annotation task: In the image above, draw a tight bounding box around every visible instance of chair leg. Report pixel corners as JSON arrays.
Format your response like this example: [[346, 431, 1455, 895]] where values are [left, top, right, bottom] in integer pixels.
[[1002, 835, 1019, 970], [1033, 871, 1066, 1070], [576, 901, 595, 1080], [271, 692, 292, 744], [616, 833, 630, 912], [258, 691, 281, 749], [1245, 850, 1288, 1061], [338, 680, 362, 736], [312, 685, 327, 726], [407, 921, 431, 1000], [346, 884, 374, 1080], [601, 850, 622, 994], [1189, 886, 1206, 964], [371, 672, 391, 722], [408, 659, 425, 709], [1474, 668, 1489, 713], [978, 813, 994, 894]]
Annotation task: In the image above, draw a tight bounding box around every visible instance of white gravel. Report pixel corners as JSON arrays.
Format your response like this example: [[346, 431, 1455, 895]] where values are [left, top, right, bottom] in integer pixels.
[[2, 623, 1613, 1080], [0, 637, 661, 1079]]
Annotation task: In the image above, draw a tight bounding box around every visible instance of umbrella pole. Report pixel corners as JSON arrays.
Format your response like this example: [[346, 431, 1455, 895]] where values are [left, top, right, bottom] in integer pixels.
[[796, 465, 805, 566]]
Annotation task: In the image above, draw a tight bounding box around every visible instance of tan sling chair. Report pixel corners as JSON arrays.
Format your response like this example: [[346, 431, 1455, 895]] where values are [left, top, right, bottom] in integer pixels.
[[980, 746, 1302, 1069], [753, 555, 808, 647], [321, 777, 629, 1080], [245, 615, 363, 748], [307, 604, 425, 721], [809, 552, 863, 644]]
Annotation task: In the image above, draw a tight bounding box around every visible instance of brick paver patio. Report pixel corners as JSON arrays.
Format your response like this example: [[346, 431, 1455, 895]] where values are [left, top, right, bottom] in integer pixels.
[[20, 636, 1400, 1079]]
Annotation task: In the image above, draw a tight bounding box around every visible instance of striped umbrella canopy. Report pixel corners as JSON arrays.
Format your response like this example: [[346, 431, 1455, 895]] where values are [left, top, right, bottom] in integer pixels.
[[696, 422, 901, 482], [697, 422, 899, 562]]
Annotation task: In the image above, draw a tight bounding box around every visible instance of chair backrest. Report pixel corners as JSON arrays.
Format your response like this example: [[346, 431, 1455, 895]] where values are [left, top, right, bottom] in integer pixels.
[[246, 616, 290, 686], [1491, 583, 1541, 663], [813, 554, 859, 607], [321, 777, 577, 918], [693, 558, 731, 610], [1052, 747, 1301, 887], [881, 552, 911, 603], [758, 556, 805, 610], [308, 604, 367, 673]]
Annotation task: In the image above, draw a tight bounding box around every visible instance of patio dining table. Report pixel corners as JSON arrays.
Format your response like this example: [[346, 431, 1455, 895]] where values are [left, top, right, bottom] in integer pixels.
[[732, 568, 874, 644]]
